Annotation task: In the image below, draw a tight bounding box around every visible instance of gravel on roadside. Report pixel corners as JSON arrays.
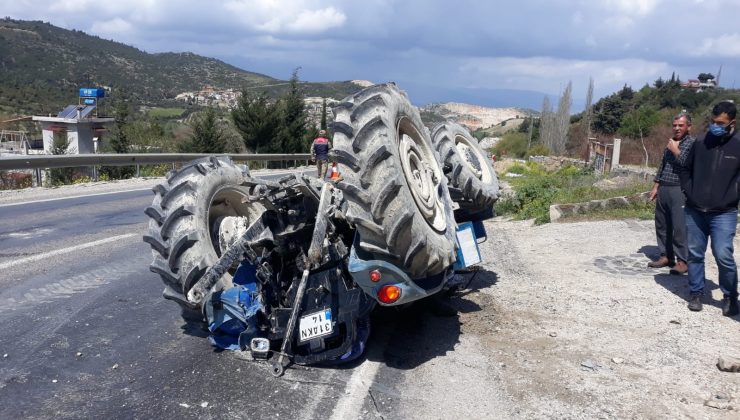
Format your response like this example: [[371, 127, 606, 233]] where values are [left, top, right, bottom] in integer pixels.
[[449, 217, 740, 419]]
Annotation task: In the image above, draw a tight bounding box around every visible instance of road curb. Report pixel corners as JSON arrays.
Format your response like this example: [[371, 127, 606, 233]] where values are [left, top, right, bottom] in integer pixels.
[[549, 191, 650, 221]]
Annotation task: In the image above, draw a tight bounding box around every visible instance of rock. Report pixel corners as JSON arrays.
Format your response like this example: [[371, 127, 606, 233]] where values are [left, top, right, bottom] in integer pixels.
[[76, 352, 82, 357], [581, 359, 598, 371], [669, 320, 681, 325], [52, 379, 57, 383], [612, 357, 624, 364], [179, 403, 190, 408], [548, 332, 557, 337], [112, 363, 119, 370], [704, 400, 732, 410], [3, 354, 7, 358], [200, 402, 209, 408], [593, 176, 640, 191], [717, 355, 740, 372]]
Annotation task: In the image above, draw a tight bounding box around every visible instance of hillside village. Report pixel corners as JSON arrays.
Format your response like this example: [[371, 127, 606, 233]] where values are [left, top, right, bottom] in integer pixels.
[[171, 83, 525, 132]]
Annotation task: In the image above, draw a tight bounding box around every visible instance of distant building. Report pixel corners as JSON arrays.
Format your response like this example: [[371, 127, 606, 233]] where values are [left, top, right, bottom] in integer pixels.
[[681, 78, 717, 90], [304, 97, 338, 129], [33, 105, 114, 154]]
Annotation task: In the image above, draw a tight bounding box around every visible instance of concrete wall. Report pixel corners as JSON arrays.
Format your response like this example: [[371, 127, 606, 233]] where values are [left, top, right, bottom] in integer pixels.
[[40, 121, 95, 154]]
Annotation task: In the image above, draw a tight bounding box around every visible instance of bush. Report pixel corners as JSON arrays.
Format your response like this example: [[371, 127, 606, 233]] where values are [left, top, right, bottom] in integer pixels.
[[501, 162, 652, 224], [139, 164, 171, 177], [0, 171, 32, 190], [506, 164, 528, 174], [493, 193, 521, 216], [492, 132, 528, 158], [527, 143, 550, 156]]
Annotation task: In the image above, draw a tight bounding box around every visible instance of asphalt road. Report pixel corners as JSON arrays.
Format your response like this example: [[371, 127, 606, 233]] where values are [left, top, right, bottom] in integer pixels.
[[0, 170, 463, 419]]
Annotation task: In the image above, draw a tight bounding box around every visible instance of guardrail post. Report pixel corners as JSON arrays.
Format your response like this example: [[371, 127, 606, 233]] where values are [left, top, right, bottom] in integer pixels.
[[136, 164, 140, 178]]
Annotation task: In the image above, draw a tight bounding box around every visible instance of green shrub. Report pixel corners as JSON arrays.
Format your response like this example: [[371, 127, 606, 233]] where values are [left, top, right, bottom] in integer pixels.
[[139, 164, 171, 177], [527, 143, 550, 156], [494, 193, 521, 216], [506, 163, 528, 174], [503, 163, 652, 224], [492, 132, 528, 158]]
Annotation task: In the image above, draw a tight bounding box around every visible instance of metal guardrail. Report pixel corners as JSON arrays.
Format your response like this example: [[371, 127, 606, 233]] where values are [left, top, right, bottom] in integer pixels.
[[0, 153, 312, 170]]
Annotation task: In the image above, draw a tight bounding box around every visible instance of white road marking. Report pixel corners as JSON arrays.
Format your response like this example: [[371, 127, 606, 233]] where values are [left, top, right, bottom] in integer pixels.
[[0, 234, 137, 270], [6, 228, 54, 239], [0, 188, 152, 208], [328, 328, 391, 420]]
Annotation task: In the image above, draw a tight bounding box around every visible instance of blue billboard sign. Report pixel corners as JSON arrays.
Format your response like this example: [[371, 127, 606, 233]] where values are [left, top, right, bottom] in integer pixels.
[[79, 88, 105, 98], [83, 99, 96, 105]]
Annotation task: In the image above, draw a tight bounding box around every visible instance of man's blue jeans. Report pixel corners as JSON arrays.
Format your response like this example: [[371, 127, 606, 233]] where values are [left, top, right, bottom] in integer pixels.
[[684, 206, 738, 297]]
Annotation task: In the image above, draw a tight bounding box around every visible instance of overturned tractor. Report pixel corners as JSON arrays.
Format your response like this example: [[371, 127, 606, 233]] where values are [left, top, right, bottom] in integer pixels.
[[143, 83, 499, 375]]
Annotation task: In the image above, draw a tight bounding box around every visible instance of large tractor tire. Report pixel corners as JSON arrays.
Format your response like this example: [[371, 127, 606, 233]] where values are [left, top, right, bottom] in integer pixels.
[[329, 83, 457, 279], [143, 156, 265, 319], [431, 122, 499, 213]]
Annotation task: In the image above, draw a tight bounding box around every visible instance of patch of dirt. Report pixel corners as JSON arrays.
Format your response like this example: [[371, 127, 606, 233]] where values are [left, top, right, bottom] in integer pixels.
[[457, 218, 740, 419]]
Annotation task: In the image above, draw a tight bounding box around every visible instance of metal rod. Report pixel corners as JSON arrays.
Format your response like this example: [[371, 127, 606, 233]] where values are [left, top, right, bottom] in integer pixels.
[[271, 183, 333, 376]]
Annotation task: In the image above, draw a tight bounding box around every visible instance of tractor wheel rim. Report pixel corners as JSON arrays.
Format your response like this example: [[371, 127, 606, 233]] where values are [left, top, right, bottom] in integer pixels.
[[397, 118, 447, 232], [455, 134, 493, 183]]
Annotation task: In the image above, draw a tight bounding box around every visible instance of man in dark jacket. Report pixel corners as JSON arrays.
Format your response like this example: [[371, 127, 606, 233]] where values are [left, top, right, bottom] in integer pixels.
[[648, 113, 694, 274], [675, 101, 740, 315], [311, 129, 331, 179]]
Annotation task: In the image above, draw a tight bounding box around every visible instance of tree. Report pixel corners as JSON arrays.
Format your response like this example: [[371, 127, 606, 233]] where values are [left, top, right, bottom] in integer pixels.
[[539, 95, 555, 152], [47, 131, 76, 185], [584, 77, 594, 142], [179, 107, 226, 153], [552, 81, 572, 154], [618, 105, 660, 167], [320, 97, 328, 131], [278, 68, 309, 154], [231, 90, 281, 153], [100, 89, 135, 179], [108, 90, 131, 154], [698, 73, 715, 83], [593, 92, 630, 134]]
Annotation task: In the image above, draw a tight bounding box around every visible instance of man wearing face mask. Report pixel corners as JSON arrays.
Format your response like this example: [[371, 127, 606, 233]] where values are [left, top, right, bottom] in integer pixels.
[[673, 101, 740, 315], [648, 112, 694, 274]]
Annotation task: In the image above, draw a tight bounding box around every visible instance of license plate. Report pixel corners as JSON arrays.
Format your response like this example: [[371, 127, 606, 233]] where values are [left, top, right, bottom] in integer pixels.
[[298, 309, 333, 342]]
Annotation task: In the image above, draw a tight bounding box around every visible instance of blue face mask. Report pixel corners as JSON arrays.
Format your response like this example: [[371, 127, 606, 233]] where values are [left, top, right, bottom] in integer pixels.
[[710, 123, 728, 137]]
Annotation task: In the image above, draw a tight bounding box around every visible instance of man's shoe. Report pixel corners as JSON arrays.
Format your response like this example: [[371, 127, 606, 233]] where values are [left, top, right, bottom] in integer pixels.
[[687, 293, 703, 312], [648, 256, 673, 268], [722, 295, 739, 317], [669, 260, 688, 275]]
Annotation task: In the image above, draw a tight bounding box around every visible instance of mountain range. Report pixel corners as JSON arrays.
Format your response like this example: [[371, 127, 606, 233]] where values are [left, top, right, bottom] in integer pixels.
[[0, 18, 528, 129], [0, 18, 362, 115]]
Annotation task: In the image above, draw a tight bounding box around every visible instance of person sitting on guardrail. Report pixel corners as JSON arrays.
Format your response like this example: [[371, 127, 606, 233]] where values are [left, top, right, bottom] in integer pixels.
[[311, 129, 331, 179]]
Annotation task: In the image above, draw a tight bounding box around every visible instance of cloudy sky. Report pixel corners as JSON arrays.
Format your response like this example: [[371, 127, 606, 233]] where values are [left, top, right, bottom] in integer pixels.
[[2, 0, 739, 109]]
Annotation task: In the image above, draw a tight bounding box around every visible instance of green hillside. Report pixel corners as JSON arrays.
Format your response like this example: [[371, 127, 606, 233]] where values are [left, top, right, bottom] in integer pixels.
[[0, 18, 360, 115]]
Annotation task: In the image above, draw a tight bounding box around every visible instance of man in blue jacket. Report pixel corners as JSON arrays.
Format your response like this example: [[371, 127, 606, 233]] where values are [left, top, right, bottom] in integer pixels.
[[311, 129, 331, 179], [674, 101, 740, 315]]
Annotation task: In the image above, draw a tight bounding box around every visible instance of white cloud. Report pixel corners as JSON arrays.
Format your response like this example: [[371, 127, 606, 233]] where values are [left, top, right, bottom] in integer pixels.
[[692, 33, 740, 57], [458, 56, 669, 96], [3, 0, 740, 106], [224, 0, 346, 34], [90, 17, 132, 36], [605, 0, 661, 16], [286, 7, 345, 33]]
